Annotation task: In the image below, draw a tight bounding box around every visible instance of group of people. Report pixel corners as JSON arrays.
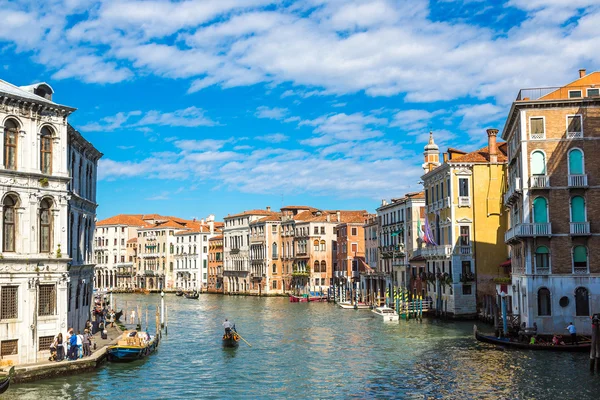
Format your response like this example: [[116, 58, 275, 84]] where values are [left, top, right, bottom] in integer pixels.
[[527, 322, 579, 346], [49, 322, 94, 362]]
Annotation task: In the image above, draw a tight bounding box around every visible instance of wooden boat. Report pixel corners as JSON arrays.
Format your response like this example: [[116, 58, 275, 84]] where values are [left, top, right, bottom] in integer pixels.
[[338, 301, 371, 310], [371, 306, 399, 322], [222, 331, 240, 348], [473, 325, 591, 352], [107, 330, 160, 362], [308, 294, 328, 302], [175, 290, 184, 297], [0, 366, 14, 395], [289, 294, 308, 302], [184, 292, 199, 299]]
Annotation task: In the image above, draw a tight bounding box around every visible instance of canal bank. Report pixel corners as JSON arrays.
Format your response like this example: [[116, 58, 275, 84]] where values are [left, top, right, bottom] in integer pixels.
[[4, 294, 600, 399]]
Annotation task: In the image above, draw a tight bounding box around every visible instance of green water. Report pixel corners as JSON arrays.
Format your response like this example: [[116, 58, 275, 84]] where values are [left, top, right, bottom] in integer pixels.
[[6, 294, 600, 399]]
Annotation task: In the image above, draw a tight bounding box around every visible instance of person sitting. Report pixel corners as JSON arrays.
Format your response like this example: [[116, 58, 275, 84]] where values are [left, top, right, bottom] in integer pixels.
[[552, 335, 565, 346], [529, 336, 536, 345]]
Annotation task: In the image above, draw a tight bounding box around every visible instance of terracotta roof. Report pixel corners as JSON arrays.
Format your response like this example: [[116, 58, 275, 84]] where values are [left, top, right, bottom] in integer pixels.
[[251, 213, 283, 224], [225, 209, 278, 219], [447, 142, 507, 164], [281, 205, 318, 210], [97, 214, 149, 227], [127, 237, 137, 243], [294, 210, 369, 223], [209, 235, 223, 241]]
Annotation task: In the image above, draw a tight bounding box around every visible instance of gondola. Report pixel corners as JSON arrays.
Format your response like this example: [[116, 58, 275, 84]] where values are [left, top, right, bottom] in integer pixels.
[[0, 366, 15, 395], [473, 325, 591, 352], [184, 291, 199, 299], [108, 330, 160, 362], [222, 331, 240, 348], [175, 290, 184, 297]]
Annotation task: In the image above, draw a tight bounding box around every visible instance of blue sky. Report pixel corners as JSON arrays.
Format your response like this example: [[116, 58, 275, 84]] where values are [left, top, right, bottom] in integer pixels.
[[2, 0, 599, 220]]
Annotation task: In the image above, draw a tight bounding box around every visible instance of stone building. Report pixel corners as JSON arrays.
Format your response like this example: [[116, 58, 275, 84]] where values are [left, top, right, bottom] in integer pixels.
[[0, 79, 100, 365], [335, 217, 369, 301], [207, 235, 223, 292], [502, 69, 600, 334], [249, 213, 283, 295]]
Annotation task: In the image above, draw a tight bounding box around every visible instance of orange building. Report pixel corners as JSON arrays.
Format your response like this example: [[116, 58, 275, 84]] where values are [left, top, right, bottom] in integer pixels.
[[207, 235, 224, 293]]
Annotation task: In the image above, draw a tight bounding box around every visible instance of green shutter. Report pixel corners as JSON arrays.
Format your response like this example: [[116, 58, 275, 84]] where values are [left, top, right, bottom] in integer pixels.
[[571, 196, 586, 222], [573, 246, 587, 263], [531, 151, 546, 175], [536, 246, 549, 254], [533, 197, 548, 223], [569, 149, 583, 175]]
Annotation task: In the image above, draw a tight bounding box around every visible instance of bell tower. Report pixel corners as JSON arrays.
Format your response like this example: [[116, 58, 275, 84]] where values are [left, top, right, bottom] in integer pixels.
[[422, 131, 440, 173]]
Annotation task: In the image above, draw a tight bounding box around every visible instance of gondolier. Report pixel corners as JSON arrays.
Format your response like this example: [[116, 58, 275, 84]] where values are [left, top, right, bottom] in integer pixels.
[[223, 319, 234, 334]]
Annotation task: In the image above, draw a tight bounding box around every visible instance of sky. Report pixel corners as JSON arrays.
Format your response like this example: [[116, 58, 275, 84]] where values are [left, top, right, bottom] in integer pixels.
[[2, 0, 600, 221]]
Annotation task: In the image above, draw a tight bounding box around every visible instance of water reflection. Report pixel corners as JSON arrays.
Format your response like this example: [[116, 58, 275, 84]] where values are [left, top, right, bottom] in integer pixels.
[[6, 295, 600, 399]]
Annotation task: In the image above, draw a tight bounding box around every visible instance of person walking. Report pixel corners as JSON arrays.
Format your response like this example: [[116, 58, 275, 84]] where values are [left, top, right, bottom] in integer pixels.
[[83, 329, 92, 357], [76, 331, 84, 358], [68, 329, 78, 360], [566, 322, 578, 345]]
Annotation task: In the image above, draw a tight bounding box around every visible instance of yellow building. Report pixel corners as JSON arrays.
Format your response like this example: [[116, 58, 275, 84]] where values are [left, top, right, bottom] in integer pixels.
[[421, 130, 509, 317]]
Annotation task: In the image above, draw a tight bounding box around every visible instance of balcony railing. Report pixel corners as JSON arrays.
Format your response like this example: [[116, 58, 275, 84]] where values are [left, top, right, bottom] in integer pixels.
[[567, 131, 583, 139], [574, 266, 589, 274], [504, 177, 522, 204], [535, 267, 550, 275], [568, 174, 588, 188], [530, 175, 549, 189], [570, 222, 591, 236], [504, 223, 552, 242], [422, 245, 452, 258], [458, 196, 470, 207], [516, 85, 600, 101], [458, 245, 472, 255]]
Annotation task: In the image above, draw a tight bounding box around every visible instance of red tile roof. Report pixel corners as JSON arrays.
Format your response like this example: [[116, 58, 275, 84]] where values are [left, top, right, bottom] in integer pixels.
[[225, 209, 278, 219], [97, 214, 149, 227], [447, 142, 507, 164]]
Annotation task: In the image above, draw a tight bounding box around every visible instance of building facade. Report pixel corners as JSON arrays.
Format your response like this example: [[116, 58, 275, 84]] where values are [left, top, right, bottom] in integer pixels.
[[249, 214, 283, 295], [0, 79, 99, 365], [207, 235, 223, 292], [174, 216, 218, 291], [502, 69, 600, 334], [421, 131, 508, 317]]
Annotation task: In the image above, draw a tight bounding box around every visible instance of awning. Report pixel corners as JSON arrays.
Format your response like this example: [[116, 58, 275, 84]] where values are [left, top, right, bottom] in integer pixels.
[[499, 260, 511, 268]]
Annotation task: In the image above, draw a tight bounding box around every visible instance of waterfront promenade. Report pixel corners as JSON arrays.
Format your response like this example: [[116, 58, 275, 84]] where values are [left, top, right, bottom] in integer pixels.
[[4, 294, 600, 399]]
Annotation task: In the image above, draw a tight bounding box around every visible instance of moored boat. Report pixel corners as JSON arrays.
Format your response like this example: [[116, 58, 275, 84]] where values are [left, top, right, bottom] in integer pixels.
[[338, 301, 371, 310], [371, 306, 399, 322], [308, 293, 328, 302], [107, 330, 160, 362], [175, 290, 184, 297], [289, 294, 308, 302], [185, 291, 199, 299], [473, 325, 590, 352], [0, 366, 14, 395], [222, 331, 240, 348]]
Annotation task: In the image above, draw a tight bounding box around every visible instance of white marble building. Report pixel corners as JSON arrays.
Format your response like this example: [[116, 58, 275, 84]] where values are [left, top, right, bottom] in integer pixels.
[[0, 79, 100, 365], [174, 216, 217, 290]]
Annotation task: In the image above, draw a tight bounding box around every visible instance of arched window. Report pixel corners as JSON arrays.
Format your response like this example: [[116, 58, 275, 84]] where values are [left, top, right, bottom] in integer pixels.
[[4, 119, 19, 170], [533, 197, 548, 223], [40, 198, 52, 253], [272, 242, 278, 258], [575, 287, 590, 316], [538, 288, 551, 316], [568, 148, 584, 175], [40, 126, 53, 174], [570, 196, 586, 222], [3, 195, 17, 252], [314, 260, 320, 273], [320, 260, 326, 272], [573, 246, 588, 273], [535, 246, 549, 273], [313, 239, 319, 251], [531, 151, 546, 175], [320, 240, 326, 251], [272, 263, 277, 274]]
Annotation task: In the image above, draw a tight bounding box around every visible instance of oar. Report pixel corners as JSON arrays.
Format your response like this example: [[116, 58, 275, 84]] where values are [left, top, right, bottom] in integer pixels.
[[235, 332, 252, 347]]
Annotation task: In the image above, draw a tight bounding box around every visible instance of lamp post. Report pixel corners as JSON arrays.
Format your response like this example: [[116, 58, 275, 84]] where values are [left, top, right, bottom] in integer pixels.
[[160, 290, 165, 328]]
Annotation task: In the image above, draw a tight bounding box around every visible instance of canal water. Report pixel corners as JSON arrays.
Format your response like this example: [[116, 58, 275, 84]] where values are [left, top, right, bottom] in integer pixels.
[[6, 294, 600, 399]]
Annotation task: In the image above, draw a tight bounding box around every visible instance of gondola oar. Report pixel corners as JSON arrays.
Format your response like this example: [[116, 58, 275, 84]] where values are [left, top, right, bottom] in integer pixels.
[[235, 332, 252, 347]]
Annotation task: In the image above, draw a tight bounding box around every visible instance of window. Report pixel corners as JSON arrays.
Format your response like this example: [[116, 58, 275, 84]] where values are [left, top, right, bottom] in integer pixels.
[[530, 117, 545, 139], [535, 246, 550, 272], [272, 280, 277, 289], [272, 242, 278, 258], [0, 339, 18, 356], [533, 197, 548, 223], [587, 88, 599, 97], [538, 288, 551, 316], [313, 260, 320, 273], [4, 119, 18, 170], [321, 227, 325, 234], [0, 286, 18, 319], [567, 115, 582, 138], [571, 196, 586, 222], [531, 151, 546, 175], [314, 239, 319, 251], [320, 240, 326, 251], [461, 260, 471, 275], [314, 226, 319, 234], [272, 225, 277, 233], [568, 149, 584, 175], [321, 261, 326, 273], [39, 335, 54, 350], [462, 285, 472, 295], [40, 198, 52, 253], [351, 243, 357, 253], [351, 227, 357, 236], [3, 195, 16, 252], [573, 246, 588, 273], [575, 287, 589, 316], [38, 284, 56, 316], [458, 178, 469, 197], [272, 263, 277, 274], [568, 90, 582, 98], [459, 226, 470, 246], [40, 126, 53, 174]]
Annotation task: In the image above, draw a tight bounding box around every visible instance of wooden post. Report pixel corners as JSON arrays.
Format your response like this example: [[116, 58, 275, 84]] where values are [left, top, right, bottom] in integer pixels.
[[591, 315, 600, 372]]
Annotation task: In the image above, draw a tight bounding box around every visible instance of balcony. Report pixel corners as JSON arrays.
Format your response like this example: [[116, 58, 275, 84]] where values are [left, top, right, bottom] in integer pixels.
[[458, 245, 472, 255], [443, 197, 451, 209], [422, 245, 452, 258], [570, 222, 591, 236], [458, 196, 470, 207], [534, 267, 550, 275], [504, 223, 552, 243], [574, 266, 589, 275], [516, 85, 600, 101], [530, 175, 549, 189], [568, 174, 588, 188], [503, 177, 522, 204]]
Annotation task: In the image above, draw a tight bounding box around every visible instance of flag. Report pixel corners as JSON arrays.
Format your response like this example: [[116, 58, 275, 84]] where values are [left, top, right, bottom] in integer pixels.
[[423, 214, 438, 246], [417, 218, 424, 241]]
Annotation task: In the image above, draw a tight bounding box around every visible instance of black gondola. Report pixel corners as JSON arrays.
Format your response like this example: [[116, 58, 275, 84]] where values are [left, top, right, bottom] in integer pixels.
[[0, 366, 15, 395], [184, 292, 199, 299], [474, 325, 590, 352], [175, 291, 184, 297], [222, 332, 240, 348]]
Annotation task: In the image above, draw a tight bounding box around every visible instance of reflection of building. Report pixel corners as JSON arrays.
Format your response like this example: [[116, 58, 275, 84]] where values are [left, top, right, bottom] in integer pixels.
[[207, 235, 223, 292], [503, 69, 600, 334], [0, 79, 100, 365], [421, 131, 508, 318]]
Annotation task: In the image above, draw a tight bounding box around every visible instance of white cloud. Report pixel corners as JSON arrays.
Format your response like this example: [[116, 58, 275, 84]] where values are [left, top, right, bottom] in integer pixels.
[[255, 106, 288, 120], [173, 139, 230, 151], [255, 133, 289, 143]]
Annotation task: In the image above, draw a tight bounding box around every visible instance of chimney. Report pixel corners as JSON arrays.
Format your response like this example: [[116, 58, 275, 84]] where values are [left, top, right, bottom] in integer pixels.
[[209, 220, 214, 234], [579, 69, 586, 78], [200, 219, 204, 224], [266, 206, 271, 212], [336, 211, 341, 222], [326, 214, 331, 222], [487, 128, 499, 163], [443, 153, 448, 163]]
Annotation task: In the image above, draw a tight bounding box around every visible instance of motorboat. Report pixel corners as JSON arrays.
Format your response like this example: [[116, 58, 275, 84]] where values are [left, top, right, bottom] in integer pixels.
[[371, 306, 399, 322]]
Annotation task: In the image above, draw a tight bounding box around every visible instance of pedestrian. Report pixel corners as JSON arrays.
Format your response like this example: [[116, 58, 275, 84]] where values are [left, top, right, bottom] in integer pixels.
[[130, 309, 136, 324], [566, 322, 578, 345], [85, 320, 93, 334], [76, 330, 84, 358], [68, 329, 78, 360], [83, 329, 92, 357], [49, 335, 58, 361], [56, 332, 64, 361], [109, 310, 116, 328]]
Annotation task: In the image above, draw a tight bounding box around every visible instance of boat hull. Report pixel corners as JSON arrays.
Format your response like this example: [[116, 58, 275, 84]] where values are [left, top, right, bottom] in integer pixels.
[[371, 307, 400, 321], [0, 377, 10, 395], [185, 294, 199, 299], [289, 295, 308, 302], [338, 302, 370, 310], [222, 333, 240, 348], [473, 325, 591, 352], [108, 335, 159, 362]]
